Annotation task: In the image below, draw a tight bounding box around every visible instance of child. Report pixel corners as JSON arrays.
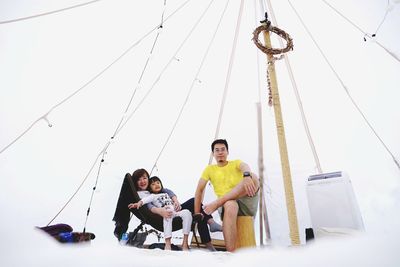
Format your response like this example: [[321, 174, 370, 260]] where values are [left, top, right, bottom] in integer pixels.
[[128, 176, 192, 251]]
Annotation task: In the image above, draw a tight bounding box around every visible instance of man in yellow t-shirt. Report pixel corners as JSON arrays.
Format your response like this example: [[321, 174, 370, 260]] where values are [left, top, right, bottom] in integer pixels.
[[194, 139, 259, 252]]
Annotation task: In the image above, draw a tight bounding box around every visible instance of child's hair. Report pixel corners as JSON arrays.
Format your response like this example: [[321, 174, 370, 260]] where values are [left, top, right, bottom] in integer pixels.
[[149, 176, 164, 192]]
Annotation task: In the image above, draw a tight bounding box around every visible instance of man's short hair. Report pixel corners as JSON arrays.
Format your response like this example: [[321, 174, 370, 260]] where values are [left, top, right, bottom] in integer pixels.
[[211, 139, 229, 152]]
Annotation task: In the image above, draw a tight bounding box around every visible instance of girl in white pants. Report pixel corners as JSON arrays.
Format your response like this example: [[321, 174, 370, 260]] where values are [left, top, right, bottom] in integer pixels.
[[128, 176, 192, 250]]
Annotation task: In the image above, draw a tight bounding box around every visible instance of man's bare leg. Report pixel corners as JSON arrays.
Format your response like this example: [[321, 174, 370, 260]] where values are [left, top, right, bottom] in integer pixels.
[[204, 175, 259, 215], [222, 200, 238, 252]]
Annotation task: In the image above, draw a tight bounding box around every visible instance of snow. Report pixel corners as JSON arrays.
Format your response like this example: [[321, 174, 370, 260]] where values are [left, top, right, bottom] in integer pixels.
[[1, 223, 399, 266], [1, 0, 399, 266]]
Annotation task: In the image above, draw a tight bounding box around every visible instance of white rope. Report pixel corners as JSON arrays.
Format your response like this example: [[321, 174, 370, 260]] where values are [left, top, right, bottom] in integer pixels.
[[0, 0, 102, 25], [46, 141, 110, 226], [45, 1, 192, 224], [81, 1, 169, 232], [112, 1, 168, 138], [374, 0, 391, 36], [151, 0, 229, 174], [208, 0, 245, 165], [0, 0, 192, 155], [288, 0, 400, 172], [114, 0, 212, 140], [321, 0, 400, 63], [266, 0, 323, 174], [255, 1, 264, 104]]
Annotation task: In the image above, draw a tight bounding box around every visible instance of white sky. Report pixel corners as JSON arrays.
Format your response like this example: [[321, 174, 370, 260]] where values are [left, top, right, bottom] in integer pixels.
[[0, 0, 399, 265]]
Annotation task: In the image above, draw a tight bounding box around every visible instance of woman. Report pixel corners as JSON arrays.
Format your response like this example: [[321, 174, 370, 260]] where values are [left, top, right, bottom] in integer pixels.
[[113, 168, 221, 251], [128, 176, 192, 251]]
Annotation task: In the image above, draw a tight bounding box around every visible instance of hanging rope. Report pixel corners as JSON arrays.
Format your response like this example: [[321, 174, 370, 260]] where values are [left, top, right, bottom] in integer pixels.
[[46, 142, 110, 226], [373, 0, 391, 37], [111, 2, 168, 139], [80, 1, 169, 231], [251, 19, 293, 108], [115, 0, 214, 141], [0, 0, 191, 156], [321, 0, 399, 63], [150, 0, 229, 174], [0, 0, 102, 25], [82, 149, 108, 233], [288, 0, 400, 171], [208, 0, 244, 165], [265, 0, 323, 174], [45, 0, 195, 225]]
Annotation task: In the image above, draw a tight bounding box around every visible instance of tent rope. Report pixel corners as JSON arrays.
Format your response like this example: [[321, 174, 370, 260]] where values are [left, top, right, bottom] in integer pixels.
[[265, 0, 323, 174], [0, 0, 192, 156], [0, 0, 102, 25], [80, 1, 169, 232], [208, 0, 245, 165], [288, 0, 400, 172], [46, 142, 110, 226], [111, 2, 168, 139], [45, 0, 194, 225], [321, 0, 399, 63], [150, 0, 228, 174]]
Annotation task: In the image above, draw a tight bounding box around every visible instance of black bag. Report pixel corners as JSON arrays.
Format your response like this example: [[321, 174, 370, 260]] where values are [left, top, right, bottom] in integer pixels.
[[128, 231, 148, 248]]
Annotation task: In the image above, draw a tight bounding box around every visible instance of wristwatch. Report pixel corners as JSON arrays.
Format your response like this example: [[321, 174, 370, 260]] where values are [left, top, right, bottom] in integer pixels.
[[243, 171, 251, 177]]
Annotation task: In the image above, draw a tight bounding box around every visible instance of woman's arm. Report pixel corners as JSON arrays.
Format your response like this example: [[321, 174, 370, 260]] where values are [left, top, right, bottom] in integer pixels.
[[162, 188, 180, 211], [150, 206, 173, 218], [162, 188, 176, 198], [171, 195, 181, 211]]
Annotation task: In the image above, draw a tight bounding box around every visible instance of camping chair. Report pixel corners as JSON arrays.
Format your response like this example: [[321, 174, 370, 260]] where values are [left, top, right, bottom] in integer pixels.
[[113, 173, 200, 247]]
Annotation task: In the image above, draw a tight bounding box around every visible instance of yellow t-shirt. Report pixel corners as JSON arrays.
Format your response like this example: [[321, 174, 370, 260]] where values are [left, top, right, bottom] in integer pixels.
[[201, 160, 243, 198]]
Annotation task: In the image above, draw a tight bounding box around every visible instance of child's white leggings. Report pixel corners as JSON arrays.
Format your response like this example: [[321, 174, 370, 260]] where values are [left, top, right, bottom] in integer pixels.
[[163, 207, 192, 239]]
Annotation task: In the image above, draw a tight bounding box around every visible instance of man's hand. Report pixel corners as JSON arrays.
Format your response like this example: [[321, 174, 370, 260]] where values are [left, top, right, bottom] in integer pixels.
[[243, 176, 257, 197], [203, 201, 219, 215]]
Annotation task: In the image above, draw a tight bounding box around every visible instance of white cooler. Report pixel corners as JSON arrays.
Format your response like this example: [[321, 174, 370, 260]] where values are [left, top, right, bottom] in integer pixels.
[[306, 171, 364, 231]]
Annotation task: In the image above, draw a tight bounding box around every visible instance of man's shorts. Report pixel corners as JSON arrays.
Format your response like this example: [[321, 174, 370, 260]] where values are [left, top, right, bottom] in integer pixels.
[[218, 193, 259, 220]]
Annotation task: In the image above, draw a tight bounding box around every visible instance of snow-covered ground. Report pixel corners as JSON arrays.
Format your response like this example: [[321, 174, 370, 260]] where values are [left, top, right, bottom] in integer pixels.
[[1, 0, 399, 266], [1, 224, 399, 267]]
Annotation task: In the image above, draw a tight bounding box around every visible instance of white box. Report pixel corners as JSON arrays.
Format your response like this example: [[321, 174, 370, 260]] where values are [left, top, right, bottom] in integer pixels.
[[306, 171, 364, 230]]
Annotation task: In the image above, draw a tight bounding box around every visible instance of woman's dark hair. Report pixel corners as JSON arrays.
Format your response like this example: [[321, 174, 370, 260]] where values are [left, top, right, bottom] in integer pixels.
[[131, 168, 150, 190], [149, 176, 164, 192], [211, 139, 229, 152]]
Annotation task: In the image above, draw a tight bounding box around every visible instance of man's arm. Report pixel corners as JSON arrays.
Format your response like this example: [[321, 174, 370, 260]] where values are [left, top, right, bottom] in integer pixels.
[[194, 178, 208, 214], [239, 162, 251, 173], [239, 162, 259, 197]]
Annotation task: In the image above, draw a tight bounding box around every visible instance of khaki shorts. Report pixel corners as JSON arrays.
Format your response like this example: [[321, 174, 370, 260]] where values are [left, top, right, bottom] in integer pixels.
[[218, 193, 259, 220]]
